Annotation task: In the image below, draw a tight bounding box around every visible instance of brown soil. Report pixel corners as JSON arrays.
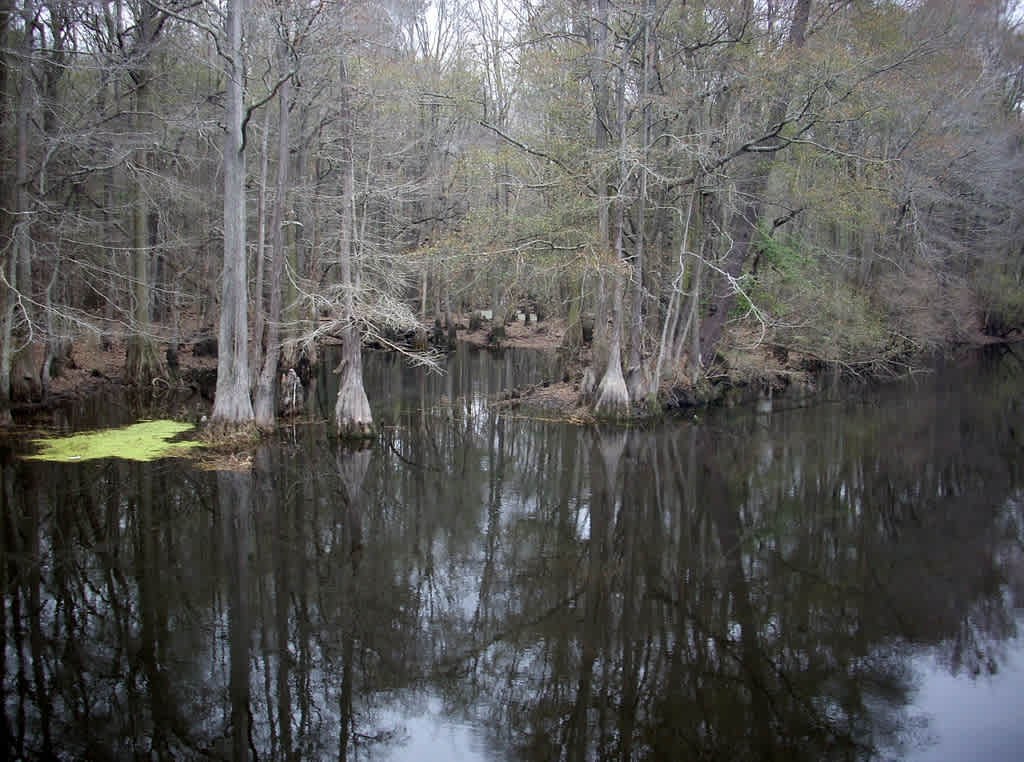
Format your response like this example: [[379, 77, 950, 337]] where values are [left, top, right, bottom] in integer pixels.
[[491, 380, 596, 421], [10, 318, 570, 415], [9, 314, 1018, 423], [12, 336, 217, 413], [457, 315, 568, 351]]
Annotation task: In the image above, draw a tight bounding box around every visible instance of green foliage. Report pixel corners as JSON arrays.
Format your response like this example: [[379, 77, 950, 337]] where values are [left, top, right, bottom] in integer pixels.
[[729, 273, 758, 318], [756, 231, 811, 277], [744, 231, 891, 365]]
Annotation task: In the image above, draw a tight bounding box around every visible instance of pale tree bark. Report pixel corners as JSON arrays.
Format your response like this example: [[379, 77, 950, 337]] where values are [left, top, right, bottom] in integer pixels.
[[628, 0, 654, 377], [594, 40, 634, 416], [254, 34, 293, 428], [650, 184, 698, 396], [334, 53, 373, 438], [673, 183, 711, 377], [595, 279, 629, 415], [252, 104, 271, 387], [212, 0, 254, 425], [581, 0, 614, 361]]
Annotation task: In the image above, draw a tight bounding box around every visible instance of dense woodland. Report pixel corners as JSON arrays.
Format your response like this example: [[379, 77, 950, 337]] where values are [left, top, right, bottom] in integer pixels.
[[0, 0, 1022, 430]]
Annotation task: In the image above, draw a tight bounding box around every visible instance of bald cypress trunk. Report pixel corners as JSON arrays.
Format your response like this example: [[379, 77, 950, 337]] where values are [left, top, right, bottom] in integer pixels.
[[254, 39, 292, 428], [594, 41, 633, 416], [125, 49, 166, 386], [212, 0, 254, 425], [1, 0, 34, 421], [333, 54, 373, 439]]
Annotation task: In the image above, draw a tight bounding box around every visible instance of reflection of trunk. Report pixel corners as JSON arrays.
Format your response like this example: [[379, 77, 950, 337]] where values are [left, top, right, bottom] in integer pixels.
[[617, 436, 640, 759], [473, 414, 505, 633], [0, 462, 11, 751], [254, 41, 293, 428], [565, 429, 624, 759], [252, 446, 291, 757], [337, 446, 368, 760], [334, 54, 373, 438], [220, 468, 253, 762], [704, 446, 776, 757], [26, 493, 54, 756], [337, 445, 371, 506], [135, 464, 189, 753]]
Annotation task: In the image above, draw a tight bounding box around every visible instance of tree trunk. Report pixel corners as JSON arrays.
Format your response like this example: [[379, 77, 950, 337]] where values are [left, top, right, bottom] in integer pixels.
[[252, 104, 271, 388], [0, 0, 11, 423], [254, 39, 292, 428], [698, 0, 812, 365], [1, 0, 35, 420], [212, 0, 254, 425], [589, 0, 612, 247], [629, 2, 654, 373], [595, 278, 629, 416], [594, 42, 634, 416], [698, 177, 762, 363], [334, 53, 373, 438], [651, 185, 698, 395], [124, 61, 166, 386]]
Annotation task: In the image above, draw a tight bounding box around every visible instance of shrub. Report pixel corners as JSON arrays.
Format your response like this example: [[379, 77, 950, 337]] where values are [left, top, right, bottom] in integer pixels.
[[741, 231, 890, 366], [976, 266, 1024, 337]]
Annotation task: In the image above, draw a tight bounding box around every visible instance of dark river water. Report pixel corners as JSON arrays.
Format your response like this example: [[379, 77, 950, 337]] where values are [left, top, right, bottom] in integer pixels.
[[1, 344, 1022, 761]]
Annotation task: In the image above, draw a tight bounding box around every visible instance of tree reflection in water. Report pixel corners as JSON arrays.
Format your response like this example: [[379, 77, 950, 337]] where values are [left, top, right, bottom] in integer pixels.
[[1, 347, 1021, 760]]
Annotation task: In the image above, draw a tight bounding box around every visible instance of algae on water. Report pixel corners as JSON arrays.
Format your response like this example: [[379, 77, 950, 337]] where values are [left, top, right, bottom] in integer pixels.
[[25, 420, 203, 463]]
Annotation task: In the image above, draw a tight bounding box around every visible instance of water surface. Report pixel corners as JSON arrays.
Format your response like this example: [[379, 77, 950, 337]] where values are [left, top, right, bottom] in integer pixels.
[[2, 344, 1022, 760]]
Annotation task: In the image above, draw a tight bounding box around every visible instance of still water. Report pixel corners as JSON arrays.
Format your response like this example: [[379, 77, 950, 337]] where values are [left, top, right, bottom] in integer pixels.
[[1, 344, 1022, 760]]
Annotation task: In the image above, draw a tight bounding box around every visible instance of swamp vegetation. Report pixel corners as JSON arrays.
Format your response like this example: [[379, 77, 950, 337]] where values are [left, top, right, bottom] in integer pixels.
[[0, 0, 1022, 428]]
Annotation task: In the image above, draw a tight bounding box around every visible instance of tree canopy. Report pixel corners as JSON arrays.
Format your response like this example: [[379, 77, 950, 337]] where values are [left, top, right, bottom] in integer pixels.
[[1, 0, 1021, 422]]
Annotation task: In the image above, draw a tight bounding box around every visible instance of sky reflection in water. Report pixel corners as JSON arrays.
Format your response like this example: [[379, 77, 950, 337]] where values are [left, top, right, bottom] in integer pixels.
[[2, 344, 1021, 760]]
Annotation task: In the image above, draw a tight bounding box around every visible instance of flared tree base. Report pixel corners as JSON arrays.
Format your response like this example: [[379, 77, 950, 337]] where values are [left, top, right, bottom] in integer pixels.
[[335, 355, 374, 440], [594, 341, 630, 418], [125, 335, 167, 387]]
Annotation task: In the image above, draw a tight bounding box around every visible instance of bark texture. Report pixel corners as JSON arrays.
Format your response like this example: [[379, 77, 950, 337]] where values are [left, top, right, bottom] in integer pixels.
[[595, 281, 630, 416], [254, 38, 292, 428], [212, 0, 254, 424], [335, 330, 373, 438], [333, 53, 373, 439]]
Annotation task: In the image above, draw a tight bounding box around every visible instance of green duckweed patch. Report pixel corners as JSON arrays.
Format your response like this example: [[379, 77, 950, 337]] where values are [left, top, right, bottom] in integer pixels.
[[24, 420, 204, 463]]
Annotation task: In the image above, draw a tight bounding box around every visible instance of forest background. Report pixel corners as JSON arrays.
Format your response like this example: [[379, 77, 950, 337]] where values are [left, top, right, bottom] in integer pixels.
[[0, 0, 1021, 430]]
